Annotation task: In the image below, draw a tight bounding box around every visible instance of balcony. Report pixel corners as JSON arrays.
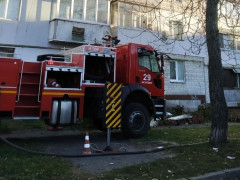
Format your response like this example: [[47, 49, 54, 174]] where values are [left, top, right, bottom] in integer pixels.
[[49, 19, 110, 44]]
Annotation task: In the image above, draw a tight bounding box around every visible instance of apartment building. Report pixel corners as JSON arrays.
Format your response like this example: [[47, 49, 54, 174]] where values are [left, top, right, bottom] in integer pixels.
[[0, 0, 239, 111]]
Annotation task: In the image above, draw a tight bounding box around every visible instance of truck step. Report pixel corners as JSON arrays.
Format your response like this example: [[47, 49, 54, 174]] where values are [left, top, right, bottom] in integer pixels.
[[14, 106, 40, 117], [15, 105, 40, 109], [13, 117, 40, 120], [154, 104, 164, 108], [155, 112, 163, 115]]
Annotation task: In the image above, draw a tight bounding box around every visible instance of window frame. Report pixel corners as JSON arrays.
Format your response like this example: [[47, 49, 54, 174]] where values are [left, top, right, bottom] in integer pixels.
[[51, 0, 110, 24], [111, 2, 161, 31], [169, 60, 185, 83], [169, 21, 184, 41], [138, 49, 160, 73], [235, 73, 240, 88], [219, 33, 240, 51], [0, 0, 21, 21], [0, 47, 15, 57]]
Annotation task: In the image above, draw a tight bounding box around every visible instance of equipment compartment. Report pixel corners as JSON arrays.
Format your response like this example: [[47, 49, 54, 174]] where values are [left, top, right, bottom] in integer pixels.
[[84, 56, 115, 83], [45, 66, 82, 89]]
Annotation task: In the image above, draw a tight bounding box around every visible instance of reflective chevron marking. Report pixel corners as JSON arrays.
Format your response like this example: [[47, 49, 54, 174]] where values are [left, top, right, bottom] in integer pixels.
[[105, 83, 122, 129]]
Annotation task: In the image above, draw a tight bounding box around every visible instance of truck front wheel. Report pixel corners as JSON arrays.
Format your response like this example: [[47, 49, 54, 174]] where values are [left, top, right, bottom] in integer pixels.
[[122, 103, 150, 138]]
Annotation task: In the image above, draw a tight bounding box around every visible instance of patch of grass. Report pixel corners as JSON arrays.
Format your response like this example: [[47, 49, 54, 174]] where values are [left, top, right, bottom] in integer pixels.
[[0, 142, 72, 180], [0, 140, 97, 180], [229, 108, 240, 122], [100, 124, 240, 180], [0, 119, 47, 133], [140, 123, 240, 145], [100, 140, 240, 180], [0, 119, 97, 134], [144, 126, 210, 144]]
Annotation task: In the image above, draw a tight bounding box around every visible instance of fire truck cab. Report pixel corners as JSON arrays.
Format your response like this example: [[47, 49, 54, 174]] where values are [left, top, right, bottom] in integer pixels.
[[0, 43, 165, 138]]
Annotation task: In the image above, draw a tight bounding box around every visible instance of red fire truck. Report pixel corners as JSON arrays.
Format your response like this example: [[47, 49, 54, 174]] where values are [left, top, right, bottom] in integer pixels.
[[0, 43, 165, 138]]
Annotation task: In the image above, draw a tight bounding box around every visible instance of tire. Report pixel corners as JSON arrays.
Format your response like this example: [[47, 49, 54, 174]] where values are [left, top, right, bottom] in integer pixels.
[[122, 103, 150, 138]]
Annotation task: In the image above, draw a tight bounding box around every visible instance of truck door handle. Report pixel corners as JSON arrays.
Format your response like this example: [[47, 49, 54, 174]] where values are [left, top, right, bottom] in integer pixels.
[[135, 76, 140, 83], [1, 82, 6, 85]]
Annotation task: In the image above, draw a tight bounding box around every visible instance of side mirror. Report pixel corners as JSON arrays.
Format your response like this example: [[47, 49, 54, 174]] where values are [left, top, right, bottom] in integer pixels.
[[160, 54, 164, 67], [157, 55, 164, 73]]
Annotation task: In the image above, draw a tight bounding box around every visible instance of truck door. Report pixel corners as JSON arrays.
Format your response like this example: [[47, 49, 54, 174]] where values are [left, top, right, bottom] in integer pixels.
[[135, 48, 164, 97]]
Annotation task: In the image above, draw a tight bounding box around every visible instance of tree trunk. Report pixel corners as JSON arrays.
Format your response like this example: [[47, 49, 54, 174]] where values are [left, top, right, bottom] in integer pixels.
[[206, 0, 228, 146]]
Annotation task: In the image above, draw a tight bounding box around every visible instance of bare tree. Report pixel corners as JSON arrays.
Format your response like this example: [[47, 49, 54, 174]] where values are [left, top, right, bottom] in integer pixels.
[[206, 0, 228, 145]]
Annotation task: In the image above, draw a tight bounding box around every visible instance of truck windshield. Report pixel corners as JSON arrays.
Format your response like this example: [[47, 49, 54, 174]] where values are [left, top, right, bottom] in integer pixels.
[[138, 49, 160, 73]]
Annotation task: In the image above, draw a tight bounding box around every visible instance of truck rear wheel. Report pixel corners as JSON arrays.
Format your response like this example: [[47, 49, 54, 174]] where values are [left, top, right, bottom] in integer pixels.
[[122, 103, 150, 138]]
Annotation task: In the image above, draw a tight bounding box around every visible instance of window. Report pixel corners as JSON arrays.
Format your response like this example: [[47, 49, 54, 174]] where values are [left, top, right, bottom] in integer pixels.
[[138, 49, 159, 73], [86, 0, 96, 21], [235, 73, 240, 88], [221, 2, 239, 18], [119, 3, 133, 27], [98, 0, 108, 24], [0, 47, 15, 57], [232, 69, 240, 88], [73, 0, 83, 20], [233, 36, 240, 51], [229, 35, 235, 50], [0, 0, 21, 20], [219, 33, 240, 51], [111, 2, 161, 31], [219, 33, 224, 48], [170, 61, 184, 82], [222, 69, 235, 88], [59, 0, 71, 19], [169, 21, 184, 40], [51, 0, 109, 24]]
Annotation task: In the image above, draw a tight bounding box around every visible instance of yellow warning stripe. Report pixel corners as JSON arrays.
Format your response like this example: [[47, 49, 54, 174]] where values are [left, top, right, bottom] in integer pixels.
[[42, 92, 84, 96], [113, 119, 121, 128], [0, 90, 17, 94], [107, 113, 121, 128], [106, 106, 121, 124], [106, 93, 121, 111], [106, 83, 117, 96], [106, 85, 121, 103], [107, 83, 111, 89]]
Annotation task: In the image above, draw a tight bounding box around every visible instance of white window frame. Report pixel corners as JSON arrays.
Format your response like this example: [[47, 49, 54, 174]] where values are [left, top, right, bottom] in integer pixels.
[[114, 2, 161, 31], [170, 60, 185, 83], [219, 33, 240, 51], [169, 21, 184, 41], [0, 0, 21, 21], [52, 0, 110, 24]]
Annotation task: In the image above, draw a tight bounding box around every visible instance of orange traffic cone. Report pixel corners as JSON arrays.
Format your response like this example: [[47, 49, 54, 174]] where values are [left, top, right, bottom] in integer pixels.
[[83, 132, 91, 154]]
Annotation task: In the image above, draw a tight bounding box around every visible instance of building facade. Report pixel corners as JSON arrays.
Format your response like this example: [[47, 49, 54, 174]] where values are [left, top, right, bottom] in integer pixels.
[[0, 0, 239, 111]]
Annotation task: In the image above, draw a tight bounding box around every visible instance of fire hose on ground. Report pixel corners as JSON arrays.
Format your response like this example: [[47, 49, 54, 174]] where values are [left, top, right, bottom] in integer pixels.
[[0, 135, 209, 158]]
